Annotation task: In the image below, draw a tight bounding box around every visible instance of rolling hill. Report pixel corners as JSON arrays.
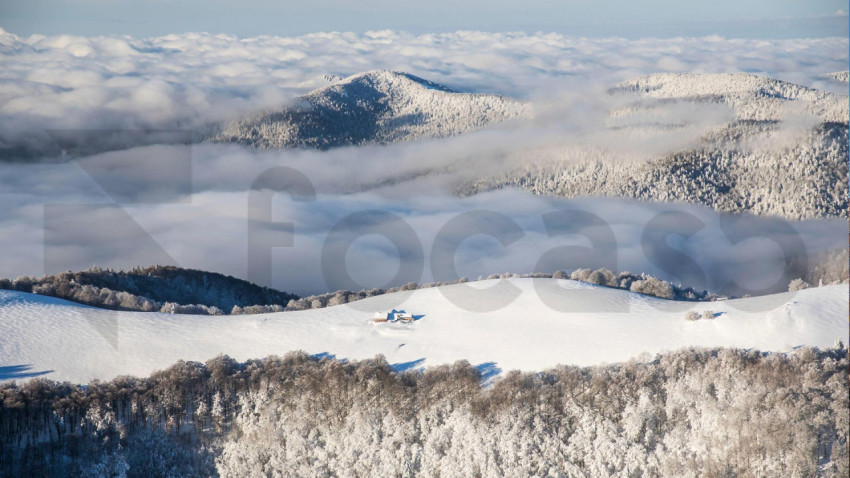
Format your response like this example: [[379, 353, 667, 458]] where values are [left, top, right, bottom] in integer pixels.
[[1, 278, 845, 384]]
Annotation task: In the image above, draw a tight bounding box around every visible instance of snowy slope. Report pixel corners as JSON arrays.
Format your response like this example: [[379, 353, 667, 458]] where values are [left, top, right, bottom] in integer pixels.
[[470, 73, 848, 220], [1, 278, 845, 384], [210, 70, 529, 149], [611, 72, 848, 122]]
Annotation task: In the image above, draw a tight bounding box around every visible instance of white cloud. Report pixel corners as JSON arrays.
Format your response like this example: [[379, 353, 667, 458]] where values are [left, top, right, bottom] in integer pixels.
[[0, 29, 845, 297], [0, 29, 846, 158]]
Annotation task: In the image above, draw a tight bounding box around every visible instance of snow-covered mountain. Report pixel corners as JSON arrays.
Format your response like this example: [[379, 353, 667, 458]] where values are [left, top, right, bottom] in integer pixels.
[[1, 278, 845, 384], [611, 72, 848, 122], [468, 73, 849, 220], [213, 70, 847, 220], [210, 70, 529, 149]]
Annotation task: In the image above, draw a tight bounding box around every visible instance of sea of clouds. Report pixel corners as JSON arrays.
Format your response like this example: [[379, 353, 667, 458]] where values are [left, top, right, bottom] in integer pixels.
[[1, 27, 847, 155], [0, 28, 847, 297]]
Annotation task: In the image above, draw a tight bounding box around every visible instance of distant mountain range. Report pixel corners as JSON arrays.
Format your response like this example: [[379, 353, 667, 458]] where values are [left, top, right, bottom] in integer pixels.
[[7, 69, 845, 220], [210, 70, 529, 149], [211, 70, 848, 220]]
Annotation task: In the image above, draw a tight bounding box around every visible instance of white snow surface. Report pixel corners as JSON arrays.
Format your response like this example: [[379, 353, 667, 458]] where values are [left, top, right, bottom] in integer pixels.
[[0, 278, 846, 384]]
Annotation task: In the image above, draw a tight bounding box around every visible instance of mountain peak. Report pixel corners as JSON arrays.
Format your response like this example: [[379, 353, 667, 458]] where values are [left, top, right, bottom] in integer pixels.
[[331, 70, 457, 93], [212, 70, 527, 149]]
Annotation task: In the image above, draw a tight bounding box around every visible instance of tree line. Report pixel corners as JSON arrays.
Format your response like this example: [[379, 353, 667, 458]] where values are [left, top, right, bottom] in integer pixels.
[[2, 262, 844, 315], [1, 346, 846, 477], [0, 266, 297, 315]]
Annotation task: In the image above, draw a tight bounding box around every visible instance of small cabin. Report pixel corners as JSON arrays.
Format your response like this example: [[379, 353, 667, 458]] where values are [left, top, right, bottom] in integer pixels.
[[395, 312, 414, 323]]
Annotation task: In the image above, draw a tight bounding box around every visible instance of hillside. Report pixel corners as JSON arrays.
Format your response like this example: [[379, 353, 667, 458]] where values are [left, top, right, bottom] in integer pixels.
[[0, 266, 298, 314], [465, 121, 848, 219], [214, 70, 848, 220], [210, 70, 529, 149], [1, 278, 845, 384], [610, 72, 848, 122], [2, 347, 846, 477], [466, 73, 849, 220]]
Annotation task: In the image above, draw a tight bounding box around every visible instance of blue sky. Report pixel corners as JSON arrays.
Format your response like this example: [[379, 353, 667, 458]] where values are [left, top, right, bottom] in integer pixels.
[[1, 0, 847, 38]]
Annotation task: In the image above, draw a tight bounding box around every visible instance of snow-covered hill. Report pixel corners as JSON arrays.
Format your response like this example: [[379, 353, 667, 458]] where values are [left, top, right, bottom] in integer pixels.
[[1, 278, 845, 384], [211, 69, 849, 220], [466, 121, 848, 219], [210, 70, 529, 149], [611, 72, 848, 122], [469, 73, 849, 220]]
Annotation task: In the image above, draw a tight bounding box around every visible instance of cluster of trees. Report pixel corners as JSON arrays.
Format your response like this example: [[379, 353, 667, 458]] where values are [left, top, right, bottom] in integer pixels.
[[787, 246, 849, 292], [284, 277, 474, 311], [1, 346, 846, 477], [804, 246, 850, 287], [288, 269, 719, 311], [788, 278, 811, 292], [3, 261, 843, 316], [0, 266, 297, 315], [563, 268, 718, 300], [463, 121, 848, 221], [684, 310, 716, 321]]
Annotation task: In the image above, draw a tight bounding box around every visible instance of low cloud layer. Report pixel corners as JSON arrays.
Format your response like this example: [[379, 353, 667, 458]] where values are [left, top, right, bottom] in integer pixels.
[[0, 29, 846, 299], [0, 146, 845, 298], [0, 28, 847, 157]]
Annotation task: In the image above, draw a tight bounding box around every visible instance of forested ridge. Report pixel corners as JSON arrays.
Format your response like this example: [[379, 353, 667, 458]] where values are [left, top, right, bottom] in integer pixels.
[[210, 70, 528, 150], [464, 121, 849, 220], [0, 266, 298, 315], [1, 346, 847, 477]]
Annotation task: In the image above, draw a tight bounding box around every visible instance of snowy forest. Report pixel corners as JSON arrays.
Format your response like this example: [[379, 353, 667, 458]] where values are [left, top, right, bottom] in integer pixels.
[[1, 347, 847, 477], [463, 121, 848, 221], [0, 267, 298, 315]]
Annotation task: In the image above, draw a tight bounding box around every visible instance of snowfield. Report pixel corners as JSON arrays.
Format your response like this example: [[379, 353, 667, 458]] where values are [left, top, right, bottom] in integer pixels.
[[0, 278, 846, 384]]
